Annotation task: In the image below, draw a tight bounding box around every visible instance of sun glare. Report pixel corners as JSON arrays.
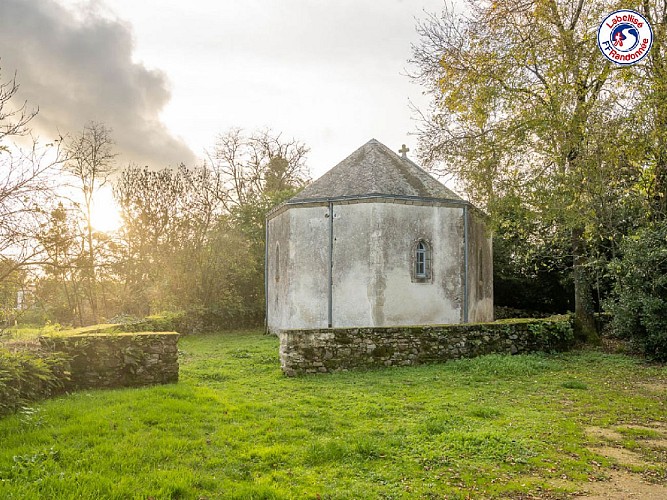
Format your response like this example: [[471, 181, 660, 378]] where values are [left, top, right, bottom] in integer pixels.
[[90, 186, 123, 233]]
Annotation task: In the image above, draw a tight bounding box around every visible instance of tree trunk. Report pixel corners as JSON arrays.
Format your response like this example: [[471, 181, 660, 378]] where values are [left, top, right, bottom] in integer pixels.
[[572, 227, 599, 343], [71, 279, 84, 327], [86, 205, 99, 324]]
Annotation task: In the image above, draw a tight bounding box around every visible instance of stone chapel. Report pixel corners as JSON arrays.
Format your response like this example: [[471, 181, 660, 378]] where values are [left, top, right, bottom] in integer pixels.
[[266, 138, 492, 333]]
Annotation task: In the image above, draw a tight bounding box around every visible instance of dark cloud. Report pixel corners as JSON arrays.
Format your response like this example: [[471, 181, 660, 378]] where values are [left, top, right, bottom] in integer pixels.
[[0, 0, 196, 167]]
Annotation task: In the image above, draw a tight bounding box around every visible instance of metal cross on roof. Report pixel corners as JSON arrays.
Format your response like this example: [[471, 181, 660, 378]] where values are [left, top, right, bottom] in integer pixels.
[[399, 144, 409, 158]]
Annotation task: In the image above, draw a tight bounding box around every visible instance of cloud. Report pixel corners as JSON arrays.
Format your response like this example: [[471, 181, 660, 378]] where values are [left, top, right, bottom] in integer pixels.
[[0, 0, 196, 167]]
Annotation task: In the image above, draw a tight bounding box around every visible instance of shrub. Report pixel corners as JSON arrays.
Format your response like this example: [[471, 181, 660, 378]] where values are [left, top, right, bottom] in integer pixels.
[[495, 315, 574, 352], [121, 308, 259, 335], [0, 347, 69, 416], [130, 311, 187, 332], [607, 221, 667, 361], [526, 316, 575, 352], [100, 312, 184, 334]]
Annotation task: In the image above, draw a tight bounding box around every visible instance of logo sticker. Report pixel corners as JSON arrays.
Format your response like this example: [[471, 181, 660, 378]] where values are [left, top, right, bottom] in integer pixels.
[[597, 9, 653, 65]]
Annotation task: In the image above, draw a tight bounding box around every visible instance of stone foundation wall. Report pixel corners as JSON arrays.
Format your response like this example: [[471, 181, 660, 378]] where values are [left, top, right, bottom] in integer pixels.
[[279, 318, 573, 376], [40, 332, 179, 389]]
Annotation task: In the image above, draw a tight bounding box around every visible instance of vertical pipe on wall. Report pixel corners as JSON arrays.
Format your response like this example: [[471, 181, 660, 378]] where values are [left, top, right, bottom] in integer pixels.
[[264, 220, 269, 333], [463, 204, 469, 323], [328, 202, 334, 328]]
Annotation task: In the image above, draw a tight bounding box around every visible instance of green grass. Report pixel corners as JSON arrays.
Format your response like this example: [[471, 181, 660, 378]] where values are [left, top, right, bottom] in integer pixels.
[[616, 426, 664, 440], [0, 326, 44, 341], [560, 380, 588, 390], [0, 331, 665, 499], [1, 323, 123, 342]]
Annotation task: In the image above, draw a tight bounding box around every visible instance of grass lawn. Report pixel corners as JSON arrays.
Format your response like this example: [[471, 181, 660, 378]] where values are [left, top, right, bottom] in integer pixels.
[[0, 331, 665, 499]]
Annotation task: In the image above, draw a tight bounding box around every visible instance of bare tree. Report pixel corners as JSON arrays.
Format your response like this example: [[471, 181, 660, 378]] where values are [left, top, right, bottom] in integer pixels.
[[0, 68, 37, 144], [64, 122, 117, 323], [0, 67, 60, 292], [207, 128, 310, 211]]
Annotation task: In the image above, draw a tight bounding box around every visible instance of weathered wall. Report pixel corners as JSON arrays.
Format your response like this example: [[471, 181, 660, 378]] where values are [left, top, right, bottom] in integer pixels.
[[267, 206, 330, 333], [267, 199, 469, 332], [466, 208, 494, 322], [267, 208, 294, 333], [40, 332, 179, 390], [332, 201, 464, 327], [279, 318, 573, 376]]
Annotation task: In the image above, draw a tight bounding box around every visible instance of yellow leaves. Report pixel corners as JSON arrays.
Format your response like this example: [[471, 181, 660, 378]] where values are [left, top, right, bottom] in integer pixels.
[[532, 0, 553, 21], [444, 93, 469, 115]]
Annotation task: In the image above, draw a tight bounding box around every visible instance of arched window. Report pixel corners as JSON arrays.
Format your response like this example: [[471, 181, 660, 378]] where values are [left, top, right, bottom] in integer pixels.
[[416, 241, 427, 278], [412, 239, 431, 282]]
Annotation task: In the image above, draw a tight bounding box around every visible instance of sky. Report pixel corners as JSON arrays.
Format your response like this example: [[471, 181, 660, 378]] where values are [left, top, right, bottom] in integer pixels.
[[0, 0, 447, 228]]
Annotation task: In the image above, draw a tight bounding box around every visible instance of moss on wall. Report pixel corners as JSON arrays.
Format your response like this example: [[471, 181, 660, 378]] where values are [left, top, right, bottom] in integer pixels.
[[280, 316, 573, 376], [39, 332, 179, 390]]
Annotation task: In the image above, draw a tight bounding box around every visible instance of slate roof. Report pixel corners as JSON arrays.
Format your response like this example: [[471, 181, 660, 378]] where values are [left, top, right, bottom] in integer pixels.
[[289, 138, 462, 202]]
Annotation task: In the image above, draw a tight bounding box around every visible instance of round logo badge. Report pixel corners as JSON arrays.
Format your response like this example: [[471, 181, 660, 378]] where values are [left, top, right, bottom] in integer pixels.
[[598, 10, 653, 65]]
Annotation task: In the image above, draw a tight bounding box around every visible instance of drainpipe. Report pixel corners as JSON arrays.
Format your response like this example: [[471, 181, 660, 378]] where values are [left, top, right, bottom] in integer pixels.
[[463, 205, 469, 323], [328, 202, 334, 328], [264, 220, 269, 333]]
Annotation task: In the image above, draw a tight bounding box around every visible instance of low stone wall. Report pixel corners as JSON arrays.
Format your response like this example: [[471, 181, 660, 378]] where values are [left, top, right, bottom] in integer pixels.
[[279, 317, 573, 376], [39, 332, 179, 390]]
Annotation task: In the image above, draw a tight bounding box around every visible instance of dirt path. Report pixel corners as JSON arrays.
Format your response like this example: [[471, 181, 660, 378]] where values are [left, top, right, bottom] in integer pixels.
[[581, 469, 667, 499], [573, 415, 667, 498]]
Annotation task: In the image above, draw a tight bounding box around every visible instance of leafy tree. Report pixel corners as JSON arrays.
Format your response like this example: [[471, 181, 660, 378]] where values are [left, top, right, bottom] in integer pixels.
[[635, 1, 667, 217], [0, 259, 25, 327], [210, 130, 310, 325], [36, 202, 84, 325], [601, 2, 667, 359], [411, 0, 645, 339], [608, 220, 667, 360], [114, 165, 193, 314], [113, 129, 310, 327]]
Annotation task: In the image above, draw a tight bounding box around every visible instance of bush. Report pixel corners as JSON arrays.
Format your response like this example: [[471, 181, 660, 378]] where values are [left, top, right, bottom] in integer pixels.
[[128, 311, 187, 332], [526, 315, 575, 351], [0, 347, 69, 416], [495, 315, 574, 352], [607, 221, 667, 361], [120, 308, 261, 335]]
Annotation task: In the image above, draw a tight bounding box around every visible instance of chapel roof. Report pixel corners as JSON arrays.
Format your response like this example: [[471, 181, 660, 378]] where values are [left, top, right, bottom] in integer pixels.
[[289, 138, 462, 203]]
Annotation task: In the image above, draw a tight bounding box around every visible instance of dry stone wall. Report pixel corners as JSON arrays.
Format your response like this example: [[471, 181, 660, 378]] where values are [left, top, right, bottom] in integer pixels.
[[40, 332, 179, 390], [279, 318, 573, 376]]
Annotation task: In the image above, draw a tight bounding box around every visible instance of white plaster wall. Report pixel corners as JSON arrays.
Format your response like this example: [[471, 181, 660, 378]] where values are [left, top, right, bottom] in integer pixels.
[[466, 210, 494, 322], [331, 202, 464, 328], [268, 200, 487, 331], [266, 210, 290, 333], [267, 205, 330, 332]]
